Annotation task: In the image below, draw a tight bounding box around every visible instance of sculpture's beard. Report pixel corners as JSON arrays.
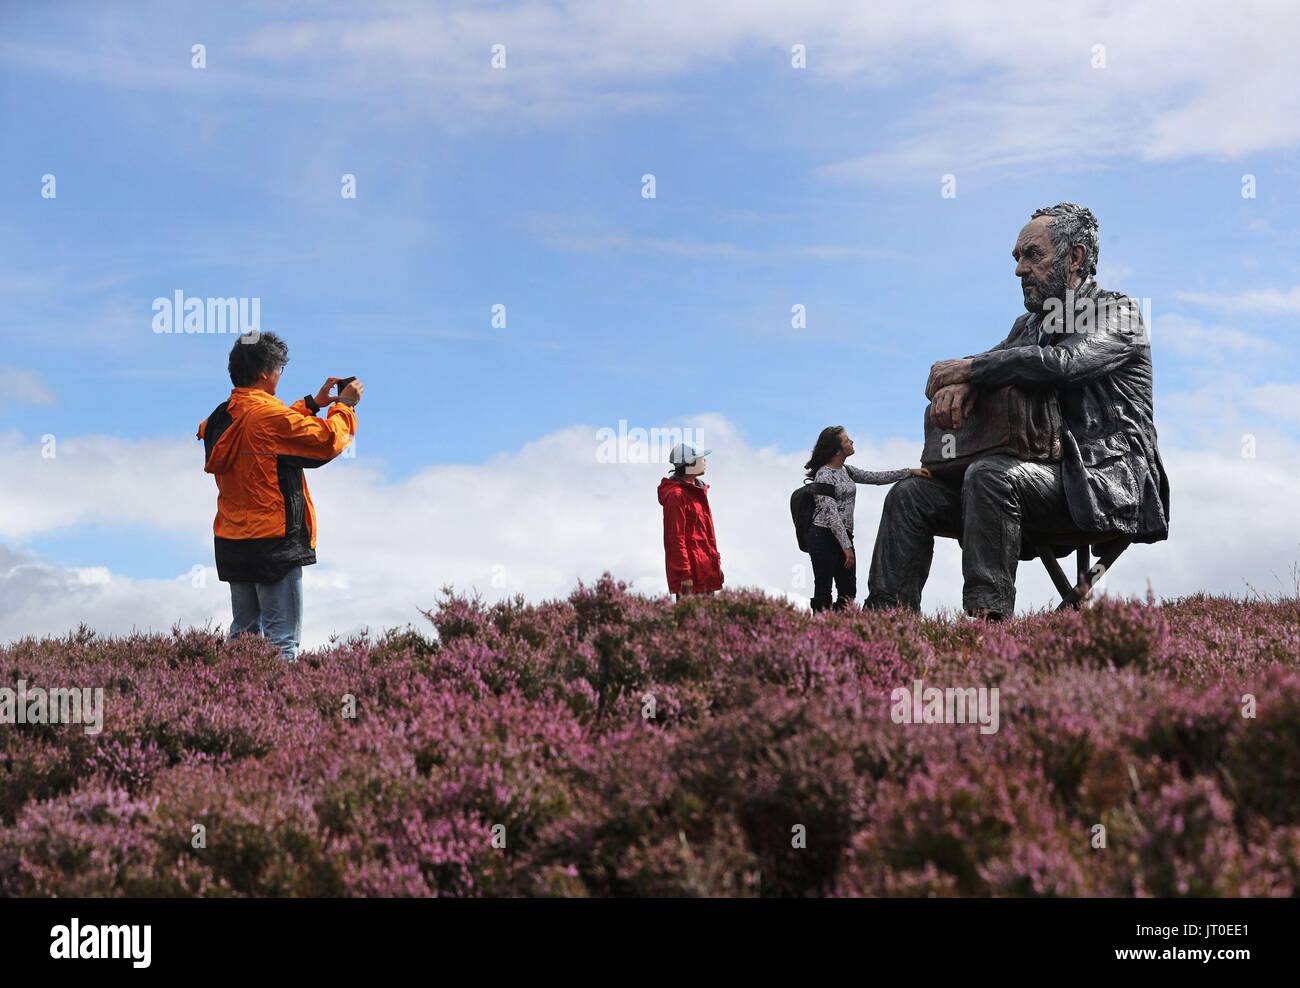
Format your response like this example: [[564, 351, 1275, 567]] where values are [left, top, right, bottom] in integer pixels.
[[1021, 253, 1071, 314]]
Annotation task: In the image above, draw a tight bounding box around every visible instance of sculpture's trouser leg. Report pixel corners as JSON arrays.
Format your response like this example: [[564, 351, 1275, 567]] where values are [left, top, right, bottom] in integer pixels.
[[866, 474, 963, 611], [867, 454, 1080, 615], [960, 454, 1078, 615]]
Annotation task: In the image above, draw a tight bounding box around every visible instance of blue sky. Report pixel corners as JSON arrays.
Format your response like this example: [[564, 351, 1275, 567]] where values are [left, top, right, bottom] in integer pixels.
[[2, 1, 1299, 641]]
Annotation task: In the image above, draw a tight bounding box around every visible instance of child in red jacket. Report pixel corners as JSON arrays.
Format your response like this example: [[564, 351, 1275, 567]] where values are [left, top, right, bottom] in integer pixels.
[[657, 443, 724, 599]]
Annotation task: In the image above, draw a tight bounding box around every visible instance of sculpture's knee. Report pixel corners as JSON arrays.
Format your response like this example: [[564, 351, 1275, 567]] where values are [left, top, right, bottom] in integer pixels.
[[882, 476, 957, 535], [962, 456, 1013, 501], [883, 476, 925, 516]]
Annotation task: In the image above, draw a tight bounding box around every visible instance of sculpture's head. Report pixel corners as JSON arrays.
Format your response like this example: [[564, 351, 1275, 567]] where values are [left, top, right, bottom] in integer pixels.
[[1014, 202, 1099, 313]]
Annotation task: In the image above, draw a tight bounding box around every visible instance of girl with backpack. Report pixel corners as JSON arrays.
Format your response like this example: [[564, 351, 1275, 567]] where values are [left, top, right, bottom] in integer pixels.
[[658, 443, 723, 600], [803, 426, 928, 612]]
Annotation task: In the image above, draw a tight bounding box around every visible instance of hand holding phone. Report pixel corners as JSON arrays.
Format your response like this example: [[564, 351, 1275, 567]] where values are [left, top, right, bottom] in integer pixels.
[[336, 377, 363, 406]]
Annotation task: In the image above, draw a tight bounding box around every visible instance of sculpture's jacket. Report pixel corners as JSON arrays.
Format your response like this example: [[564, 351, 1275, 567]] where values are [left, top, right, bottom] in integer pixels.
[[966, 279, 1171, 543]]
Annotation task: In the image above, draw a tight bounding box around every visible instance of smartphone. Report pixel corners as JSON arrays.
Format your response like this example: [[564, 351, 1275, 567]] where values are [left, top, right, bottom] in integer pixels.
[[333, 376, 356, 395]]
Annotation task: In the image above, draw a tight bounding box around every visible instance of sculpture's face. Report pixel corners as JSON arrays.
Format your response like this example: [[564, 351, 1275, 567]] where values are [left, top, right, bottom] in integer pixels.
[[1013, 217, 1066, 314]]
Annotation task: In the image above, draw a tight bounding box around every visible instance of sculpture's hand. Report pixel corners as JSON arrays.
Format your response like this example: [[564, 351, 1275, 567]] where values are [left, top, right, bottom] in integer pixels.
[[925, 358, 974, 400], [932, 383, 978, 429]]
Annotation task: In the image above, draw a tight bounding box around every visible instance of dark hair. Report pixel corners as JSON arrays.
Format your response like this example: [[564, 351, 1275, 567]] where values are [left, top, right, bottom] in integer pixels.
[[228, 331, 289, 387], [1030, 202, 1100, 279], [804, 426, 845, 479]]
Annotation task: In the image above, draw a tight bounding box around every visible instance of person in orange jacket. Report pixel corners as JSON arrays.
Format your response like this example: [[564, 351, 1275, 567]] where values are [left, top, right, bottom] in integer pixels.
[[196, 332, 362, 660], [657, 443, 723, 600]]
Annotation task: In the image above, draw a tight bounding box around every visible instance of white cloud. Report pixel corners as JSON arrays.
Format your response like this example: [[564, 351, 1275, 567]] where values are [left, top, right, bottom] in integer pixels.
[[1153, 313, 1280, 359], [0, 366, 56, 406], [1, 415, 1298, 650], [0, 432, 208, 541], [0, 545, 230, 643], [11, 2, 1300, 174], [1242, 383, 1300, 426], [1176, 286, 1300, 315]]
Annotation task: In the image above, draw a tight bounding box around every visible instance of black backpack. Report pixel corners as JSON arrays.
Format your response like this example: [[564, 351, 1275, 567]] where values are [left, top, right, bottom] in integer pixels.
[[790, 481, 837, 552]]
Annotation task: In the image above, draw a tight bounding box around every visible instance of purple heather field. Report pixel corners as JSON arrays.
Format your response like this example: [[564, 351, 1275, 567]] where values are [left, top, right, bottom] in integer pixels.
[[2, 576, 1298, 897]]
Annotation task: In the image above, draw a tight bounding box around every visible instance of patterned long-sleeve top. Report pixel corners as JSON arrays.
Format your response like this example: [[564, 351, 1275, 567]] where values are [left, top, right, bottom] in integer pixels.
[[811, 464, 912, 550]]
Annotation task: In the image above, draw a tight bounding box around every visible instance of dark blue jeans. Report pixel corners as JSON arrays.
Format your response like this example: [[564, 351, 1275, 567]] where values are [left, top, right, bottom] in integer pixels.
[[808, 525, 856, 612]]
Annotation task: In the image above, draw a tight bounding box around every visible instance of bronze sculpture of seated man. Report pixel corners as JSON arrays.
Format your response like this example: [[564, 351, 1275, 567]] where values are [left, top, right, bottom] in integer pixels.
[[865, 202, 1171, 620]]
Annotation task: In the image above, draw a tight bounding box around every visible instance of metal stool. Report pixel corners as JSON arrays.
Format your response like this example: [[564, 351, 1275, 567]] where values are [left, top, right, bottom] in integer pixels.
[[938, 530, 1131, 611]]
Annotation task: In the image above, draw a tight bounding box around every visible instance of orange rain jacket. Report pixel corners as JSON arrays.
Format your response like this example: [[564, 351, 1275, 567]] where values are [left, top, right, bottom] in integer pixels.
[[197, 387, 356, 583]]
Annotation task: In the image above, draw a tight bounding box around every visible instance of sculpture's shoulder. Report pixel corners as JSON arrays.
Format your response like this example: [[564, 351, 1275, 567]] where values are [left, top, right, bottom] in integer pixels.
[[1093, 286, 1146, 336], [1095, 285, 1137, 308]]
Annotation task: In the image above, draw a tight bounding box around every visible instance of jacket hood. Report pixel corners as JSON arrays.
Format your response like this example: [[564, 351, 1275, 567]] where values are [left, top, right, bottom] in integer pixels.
[[657, 476, 709, 505], [197, 388, 264, 475]]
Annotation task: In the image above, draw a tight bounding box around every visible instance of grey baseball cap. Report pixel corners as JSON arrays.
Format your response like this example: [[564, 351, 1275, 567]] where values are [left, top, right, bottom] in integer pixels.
[[668, 443, 711, 466]]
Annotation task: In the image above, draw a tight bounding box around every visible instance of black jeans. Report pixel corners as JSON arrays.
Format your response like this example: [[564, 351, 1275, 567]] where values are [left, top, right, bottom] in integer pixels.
[[866, 453, 1084, 616], [808, 525, 856, 612]]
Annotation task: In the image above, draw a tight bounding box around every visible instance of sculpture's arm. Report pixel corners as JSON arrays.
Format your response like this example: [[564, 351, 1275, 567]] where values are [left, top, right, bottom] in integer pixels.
[[969, 332, 1134, 388], [969, 303, 1144, 388]]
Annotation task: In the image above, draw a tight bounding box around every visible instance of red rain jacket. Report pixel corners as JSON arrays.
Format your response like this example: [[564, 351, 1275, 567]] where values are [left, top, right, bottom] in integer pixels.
[[658, 477, 723, 594]]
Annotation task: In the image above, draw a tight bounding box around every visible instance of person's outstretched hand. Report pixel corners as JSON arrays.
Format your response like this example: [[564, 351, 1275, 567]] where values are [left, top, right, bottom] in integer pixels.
[[910, 468, 932, 479]]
